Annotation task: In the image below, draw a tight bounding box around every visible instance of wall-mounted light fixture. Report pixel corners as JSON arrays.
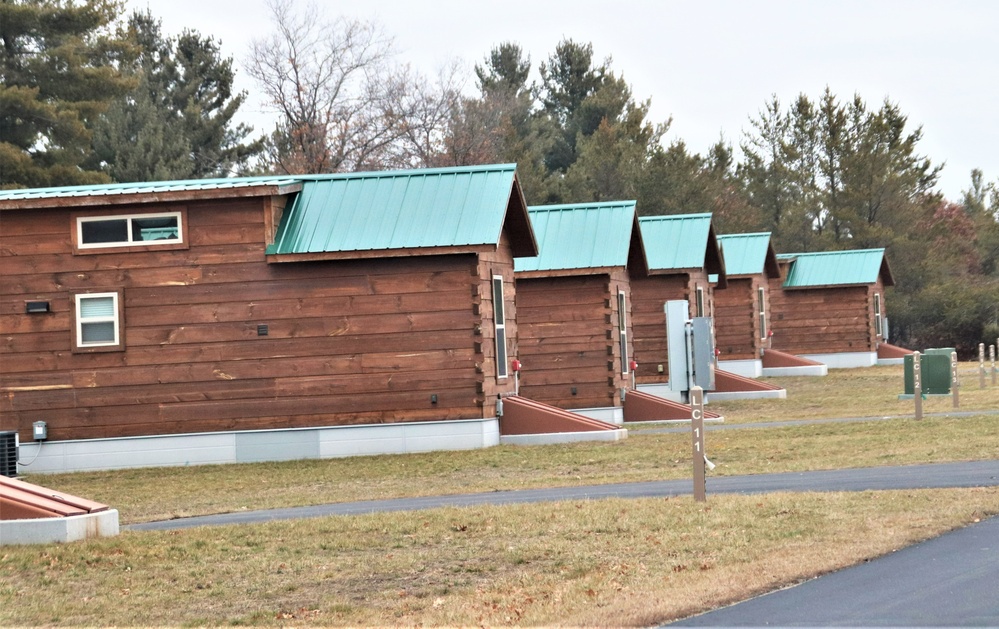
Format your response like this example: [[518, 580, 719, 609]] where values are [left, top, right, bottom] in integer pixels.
[[25, 301, 50, 314]]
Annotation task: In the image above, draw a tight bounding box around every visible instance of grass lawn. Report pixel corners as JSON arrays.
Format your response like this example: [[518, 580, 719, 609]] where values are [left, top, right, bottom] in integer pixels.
[[3, 362, 998, 626]]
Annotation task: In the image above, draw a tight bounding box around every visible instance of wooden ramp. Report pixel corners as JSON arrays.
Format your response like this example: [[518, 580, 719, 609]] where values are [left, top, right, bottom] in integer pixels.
[[762, 349, 828, 376], [500, 396, 621, 435], [1, 476, 109, 520], [711, 369, 786, 400], [1, 477, 119, 545], [878, 343, 914, 359], [762, 349, 824, 368], [623, 389, 722, 423]]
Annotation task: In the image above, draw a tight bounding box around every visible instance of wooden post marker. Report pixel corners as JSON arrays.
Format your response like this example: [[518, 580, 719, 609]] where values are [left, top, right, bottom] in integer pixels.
[[980, 343, 987, 389], [951, 351, 960, 408], [690, 385, 706, 502], [913, 351, 922, 420]]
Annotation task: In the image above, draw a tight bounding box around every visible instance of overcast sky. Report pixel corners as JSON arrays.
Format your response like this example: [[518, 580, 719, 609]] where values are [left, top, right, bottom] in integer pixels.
[[126, 0, 998, 202]]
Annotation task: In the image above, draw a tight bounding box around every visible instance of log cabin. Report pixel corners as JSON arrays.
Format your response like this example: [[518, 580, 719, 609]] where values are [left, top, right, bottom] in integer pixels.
[[630, 213, 726, 398], [768, 248, 895, 368], [712, 232, 781, 377], [513, 201, 648, 422], [0, 164, 539, 473]]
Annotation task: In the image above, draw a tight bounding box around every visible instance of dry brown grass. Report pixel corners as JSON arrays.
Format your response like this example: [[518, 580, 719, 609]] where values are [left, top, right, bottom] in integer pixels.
[[2, 489, 997, 626], [4, 363, 999, 626], [709, 363, 998, 423]]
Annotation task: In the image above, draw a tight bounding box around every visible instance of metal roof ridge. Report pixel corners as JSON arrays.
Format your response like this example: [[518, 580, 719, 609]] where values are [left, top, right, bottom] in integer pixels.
[[638, 212, 712, 221], [292, 163, 517, 182], [718, 231, 773, 239], [780, 247, 885, 257], [0, 164, 518, 197], [528, 200, 637, 212]]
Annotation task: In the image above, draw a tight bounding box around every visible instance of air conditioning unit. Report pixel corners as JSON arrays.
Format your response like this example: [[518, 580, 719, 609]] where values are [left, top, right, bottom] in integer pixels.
[[0, 431, 18, 477]]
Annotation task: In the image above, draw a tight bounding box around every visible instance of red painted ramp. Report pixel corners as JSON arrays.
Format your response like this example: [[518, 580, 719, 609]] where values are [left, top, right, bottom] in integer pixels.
[[624, 389, 721, 422], [878, 343, 913, 359], [714, 369, 785, 393], [763, 349, 824, 368], [1, 476, 110, 521], [500, 396, 619, 435]]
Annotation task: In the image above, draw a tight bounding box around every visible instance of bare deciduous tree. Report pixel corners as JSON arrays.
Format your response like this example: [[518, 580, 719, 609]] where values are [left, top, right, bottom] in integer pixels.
[[246, 0, 407, 173]]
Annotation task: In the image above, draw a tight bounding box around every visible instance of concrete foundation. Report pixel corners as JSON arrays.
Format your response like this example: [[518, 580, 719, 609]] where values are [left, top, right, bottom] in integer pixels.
[[16, 418, 501, 475]]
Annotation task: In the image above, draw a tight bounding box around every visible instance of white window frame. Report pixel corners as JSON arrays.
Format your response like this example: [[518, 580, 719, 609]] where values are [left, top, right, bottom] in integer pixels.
[[758, 286, 768, 340], [618, 290, 630, 375], [694, 286, 705, 318], [77, 211, 184, 249], [75, 292, 121, 349], [492, 275, 508, 380], [874, 293, 883, 337]]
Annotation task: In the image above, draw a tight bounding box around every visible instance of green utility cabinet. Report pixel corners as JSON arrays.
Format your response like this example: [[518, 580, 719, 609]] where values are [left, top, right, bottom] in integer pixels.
[[903, 348, 955, 395]]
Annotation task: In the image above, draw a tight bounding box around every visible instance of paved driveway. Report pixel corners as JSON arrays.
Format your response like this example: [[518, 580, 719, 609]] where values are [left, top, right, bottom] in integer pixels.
[[671, 513, 999, 626]]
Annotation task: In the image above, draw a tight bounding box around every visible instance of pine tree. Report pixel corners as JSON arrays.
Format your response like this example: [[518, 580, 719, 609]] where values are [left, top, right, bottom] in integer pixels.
[[0, 0, 133, 188], [92, 11, 262, 182]]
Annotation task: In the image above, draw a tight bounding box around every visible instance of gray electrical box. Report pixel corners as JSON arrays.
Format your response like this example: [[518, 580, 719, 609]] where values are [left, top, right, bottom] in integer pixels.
[[666, 301, 689, 395], [690, 317, 716, 391], [665, 301, 717, 395]]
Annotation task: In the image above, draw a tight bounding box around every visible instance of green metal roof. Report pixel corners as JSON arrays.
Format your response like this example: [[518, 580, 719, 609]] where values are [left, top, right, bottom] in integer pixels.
[[779, 248, 894, 288], [0, 176, 301, 202], [638, 213, 713, 271], [515, 201, 641, 272], [266, 164, 528, 255], [716, 232, 778, 277]]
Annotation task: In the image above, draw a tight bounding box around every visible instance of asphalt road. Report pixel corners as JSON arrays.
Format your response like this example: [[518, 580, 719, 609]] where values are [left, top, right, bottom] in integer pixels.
[[129, 459, 999, 531], [671, 513, 999, 626]]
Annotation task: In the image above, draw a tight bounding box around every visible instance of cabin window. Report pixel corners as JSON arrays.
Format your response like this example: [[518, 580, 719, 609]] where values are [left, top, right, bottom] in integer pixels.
[[874, 293, 883, 337], [618, 290, 629, 375], [694, 286, 705, 318], [77, 212, 183, 250], [492, 275, 508, 379], [74, 291, 123, 351], [758, 287, 768, 340]]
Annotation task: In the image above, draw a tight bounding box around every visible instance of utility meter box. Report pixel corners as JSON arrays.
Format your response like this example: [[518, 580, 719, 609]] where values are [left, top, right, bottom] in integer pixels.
[[665, 301, 716, 395], [903, 348, 954, 395], [690, 317, 716, 391]]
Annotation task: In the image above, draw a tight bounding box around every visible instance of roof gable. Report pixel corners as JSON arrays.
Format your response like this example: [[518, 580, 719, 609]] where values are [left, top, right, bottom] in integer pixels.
[[638, 214, 726, 285], [515, 201, 646, 274], [779, 249, 894, 288], [264, 164, 537, 257], [717, 232, 780, 278]]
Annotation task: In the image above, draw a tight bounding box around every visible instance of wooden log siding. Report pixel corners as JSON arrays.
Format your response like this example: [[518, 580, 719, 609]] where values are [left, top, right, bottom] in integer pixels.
[[714, 277, 770, 361], [630, 270, 714, 384], [767, 279, 882, 356], [476, 230, 519, 404], [0, 198, 518, 442], [515, 270, 632, 410]]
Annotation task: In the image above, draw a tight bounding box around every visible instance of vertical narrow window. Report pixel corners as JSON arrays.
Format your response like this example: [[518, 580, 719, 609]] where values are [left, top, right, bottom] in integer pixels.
[[695, 286, 705, 318], [758, 286, 768, 340], [75, 292, 122, 349], [492, 275, 508, 379], [874, 293, 883, 337], [618, 290, 629, 375]]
